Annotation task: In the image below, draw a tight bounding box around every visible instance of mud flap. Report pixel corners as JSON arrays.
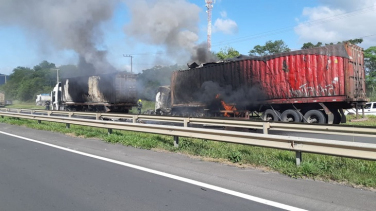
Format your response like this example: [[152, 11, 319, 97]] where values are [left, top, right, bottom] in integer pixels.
[[339, 108, 347, 123], [319, 103, 333, 124]]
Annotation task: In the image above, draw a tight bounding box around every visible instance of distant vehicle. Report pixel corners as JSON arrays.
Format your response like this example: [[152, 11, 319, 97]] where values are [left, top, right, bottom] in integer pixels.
[[0, 92, 12, 107], [51, 72, 137, 112], [344, 102, 376, 116], [36, 93, 51, 106]]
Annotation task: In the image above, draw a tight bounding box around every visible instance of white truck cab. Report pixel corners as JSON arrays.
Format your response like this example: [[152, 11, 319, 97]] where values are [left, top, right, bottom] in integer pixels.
[[51, 82, 62, 110]]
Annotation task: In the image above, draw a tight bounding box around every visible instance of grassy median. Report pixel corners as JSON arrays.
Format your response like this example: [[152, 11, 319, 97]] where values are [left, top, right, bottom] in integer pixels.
[[0, 116, 375, 189]]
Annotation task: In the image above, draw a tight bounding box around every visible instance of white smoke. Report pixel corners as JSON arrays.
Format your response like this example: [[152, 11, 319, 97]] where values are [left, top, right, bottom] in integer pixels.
[[123, 0, 216, 64]]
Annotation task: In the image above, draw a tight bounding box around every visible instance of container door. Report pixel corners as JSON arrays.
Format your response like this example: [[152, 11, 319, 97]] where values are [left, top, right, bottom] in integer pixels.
[[346, 44, 367, 100]]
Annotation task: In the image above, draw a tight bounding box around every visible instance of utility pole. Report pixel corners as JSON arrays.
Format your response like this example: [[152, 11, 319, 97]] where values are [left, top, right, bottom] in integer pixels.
[[50, 68, 60, 83], [205, 0, 215, 52], [123, 54, 133, 73]]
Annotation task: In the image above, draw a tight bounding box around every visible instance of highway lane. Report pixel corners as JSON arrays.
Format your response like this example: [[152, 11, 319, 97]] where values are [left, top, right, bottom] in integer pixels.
[[0, 123, 375, 211], [0, 133, 292, 211]]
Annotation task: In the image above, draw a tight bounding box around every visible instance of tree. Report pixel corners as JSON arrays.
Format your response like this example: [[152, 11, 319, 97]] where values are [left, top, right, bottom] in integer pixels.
[[364, 46, 376, 100], [347, 38, 363, 45], [249, 40, 290, 56], [301, 42, 322, 49], [301, 38, 363, 49], [0, 61, 58, 101], [216, 47, 240, 60]]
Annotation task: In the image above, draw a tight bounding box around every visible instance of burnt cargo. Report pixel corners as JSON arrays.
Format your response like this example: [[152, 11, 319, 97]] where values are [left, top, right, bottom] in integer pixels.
[[171, 43, 367, 108], [61, 72, 137, 112]]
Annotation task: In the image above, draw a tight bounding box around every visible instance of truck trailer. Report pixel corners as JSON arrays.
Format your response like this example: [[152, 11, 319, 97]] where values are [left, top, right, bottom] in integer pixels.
[[51, 72, 137, 112], [156, 43, 368, 124]]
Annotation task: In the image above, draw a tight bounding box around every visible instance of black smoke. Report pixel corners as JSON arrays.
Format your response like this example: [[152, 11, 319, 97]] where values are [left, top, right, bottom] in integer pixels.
[[196, 81, 266, 109]]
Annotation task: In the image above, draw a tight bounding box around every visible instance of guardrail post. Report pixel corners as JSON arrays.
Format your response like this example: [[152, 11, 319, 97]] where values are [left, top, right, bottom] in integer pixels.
[[37, 120, 41, 124], [263, 122, 270, 134], [66, 123, 70, 129], [174, 136, 179, 148], [96, 113, 101, 120], [48, 111, 52, 116], [296, 151, 302, 166], [184, 118, 190, 127], [133, 116, 137, 123], [69, 112, 73, 118], [108, 128, 113, 135]]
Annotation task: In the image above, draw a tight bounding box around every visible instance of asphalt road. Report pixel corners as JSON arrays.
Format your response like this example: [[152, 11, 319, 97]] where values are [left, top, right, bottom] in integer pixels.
[[0, 123, 375, 211], [0, 133, 284, 211]]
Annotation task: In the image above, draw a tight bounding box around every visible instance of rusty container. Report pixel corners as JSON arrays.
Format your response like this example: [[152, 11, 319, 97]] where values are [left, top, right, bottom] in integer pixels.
[[171, 43, 367, 108]]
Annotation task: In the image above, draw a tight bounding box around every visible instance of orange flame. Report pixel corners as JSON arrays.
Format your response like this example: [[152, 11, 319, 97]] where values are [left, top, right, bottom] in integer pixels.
[[216, 94, 238, 117]]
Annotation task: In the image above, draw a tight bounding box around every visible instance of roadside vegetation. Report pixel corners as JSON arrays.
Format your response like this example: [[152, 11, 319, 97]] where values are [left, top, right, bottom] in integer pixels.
[[4, 100, 44, 110], [0, 115, 375, 189]]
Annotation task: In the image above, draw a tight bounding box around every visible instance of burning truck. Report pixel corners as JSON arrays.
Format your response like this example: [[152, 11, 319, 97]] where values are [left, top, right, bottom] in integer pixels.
[[51, 72, 137, 112], [155, 43, 368, 124]]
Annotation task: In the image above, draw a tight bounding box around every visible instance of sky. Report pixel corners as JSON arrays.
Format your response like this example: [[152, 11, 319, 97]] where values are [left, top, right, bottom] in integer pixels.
[[0, 0, 376, 75]]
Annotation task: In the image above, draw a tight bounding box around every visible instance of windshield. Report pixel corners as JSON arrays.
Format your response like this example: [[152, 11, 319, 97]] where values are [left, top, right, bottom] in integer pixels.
[[364, 103, 371, 109]]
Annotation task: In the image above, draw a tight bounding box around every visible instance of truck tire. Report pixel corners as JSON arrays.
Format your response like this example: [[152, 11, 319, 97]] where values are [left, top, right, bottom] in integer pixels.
[[303, 110, 326, 124], [262, 109, 281, 121], [281, 109, 302, 122]]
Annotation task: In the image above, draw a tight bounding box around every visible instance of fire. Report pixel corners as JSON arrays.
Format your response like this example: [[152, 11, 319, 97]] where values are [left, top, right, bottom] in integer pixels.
[[216, 94, 238, 117]]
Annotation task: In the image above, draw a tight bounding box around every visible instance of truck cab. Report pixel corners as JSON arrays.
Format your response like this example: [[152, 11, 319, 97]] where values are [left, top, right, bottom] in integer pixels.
[[51, 82, 62, 110]]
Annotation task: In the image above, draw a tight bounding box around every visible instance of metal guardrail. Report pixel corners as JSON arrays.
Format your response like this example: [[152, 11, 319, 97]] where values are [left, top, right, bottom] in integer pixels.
[[2, 108, 375, 137], [0, 109, 375, 165]]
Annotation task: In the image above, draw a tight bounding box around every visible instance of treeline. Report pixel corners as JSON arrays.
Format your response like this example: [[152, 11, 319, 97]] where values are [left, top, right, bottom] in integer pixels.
[[0, 61, 57, 101], [0, 60, 183, 102]]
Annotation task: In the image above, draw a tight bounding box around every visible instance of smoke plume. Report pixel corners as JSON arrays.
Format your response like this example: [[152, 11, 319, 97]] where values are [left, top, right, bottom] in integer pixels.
[[124, 0, 217, 64], [0, 0, 117, 75]]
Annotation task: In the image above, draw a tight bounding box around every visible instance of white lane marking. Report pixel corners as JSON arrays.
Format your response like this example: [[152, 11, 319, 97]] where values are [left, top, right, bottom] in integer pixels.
[[0, 131, 307, 211]]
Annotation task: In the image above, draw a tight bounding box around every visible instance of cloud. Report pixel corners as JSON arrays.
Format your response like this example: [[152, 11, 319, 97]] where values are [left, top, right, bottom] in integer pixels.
[[213, 18, 238, 35], [294, 0, 376, 48]]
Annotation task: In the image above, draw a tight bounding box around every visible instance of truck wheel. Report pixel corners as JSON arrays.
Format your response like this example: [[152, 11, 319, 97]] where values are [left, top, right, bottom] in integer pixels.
[[262, 109, 281, 121], [303, 110, 326, 124], [281, 109, 302, 122]]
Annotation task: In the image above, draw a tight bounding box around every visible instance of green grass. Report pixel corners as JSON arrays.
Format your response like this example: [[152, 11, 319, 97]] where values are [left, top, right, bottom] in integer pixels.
[[5, 100, 44, 110], [0, 116, 375, 189], [344, 115, 376, 127]]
